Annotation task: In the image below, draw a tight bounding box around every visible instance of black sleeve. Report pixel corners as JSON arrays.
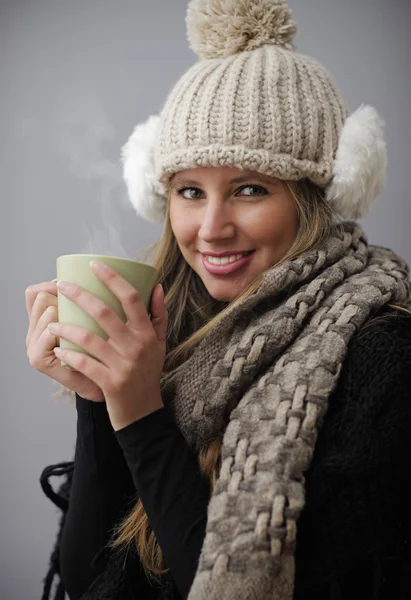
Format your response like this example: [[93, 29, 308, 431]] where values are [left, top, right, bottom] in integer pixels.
[[59, 394, 156, 600], [114, 405, 212, 600], [294, 311, 411, 600]]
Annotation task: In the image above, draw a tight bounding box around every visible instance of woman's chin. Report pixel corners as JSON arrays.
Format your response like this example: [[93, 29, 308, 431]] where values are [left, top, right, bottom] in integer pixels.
[[202, 276, 252, 303]]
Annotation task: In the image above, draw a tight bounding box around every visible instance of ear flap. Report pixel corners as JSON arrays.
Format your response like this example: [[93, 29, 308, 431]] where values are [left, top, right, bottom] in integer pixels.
[[326, 104, 387, 219], [120, 114, 167, 224]]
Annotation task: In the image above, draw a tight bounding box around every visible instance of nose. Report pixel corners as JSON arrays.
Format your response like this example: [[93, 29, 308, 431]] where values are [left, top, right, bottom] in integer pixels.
[[198, 201, 236, 243]]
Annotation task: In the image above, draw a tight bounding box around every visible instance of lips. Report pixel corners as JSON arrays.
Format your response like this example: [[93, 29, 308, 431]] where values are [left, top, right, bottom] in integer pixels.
[[202, 250, 256, 275]]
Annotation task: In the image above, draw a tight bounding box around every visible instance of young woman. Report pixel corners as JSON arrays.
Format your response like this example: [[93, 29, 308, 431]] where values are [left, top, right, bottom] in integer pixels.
[[27, 1, 411, 599]]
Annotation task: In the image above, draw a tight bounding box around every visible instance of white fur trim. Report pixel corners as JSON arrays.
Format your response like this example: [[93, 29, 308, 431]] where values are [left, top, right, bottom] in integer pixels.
[[326, 104, 387, 219], [120, 114, 167, 224]]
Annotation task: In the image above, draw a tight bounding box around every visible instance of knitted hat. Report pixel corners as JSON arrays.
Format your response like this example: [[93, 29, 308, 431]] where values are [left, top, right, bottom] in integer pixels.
[[121, 0, 387, 224]]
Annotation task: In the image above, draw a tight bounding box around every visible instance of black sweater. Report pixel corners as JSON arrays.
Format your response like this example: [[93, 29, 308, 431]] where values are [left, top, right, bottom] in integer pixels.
[[40, 307, 411, 600]]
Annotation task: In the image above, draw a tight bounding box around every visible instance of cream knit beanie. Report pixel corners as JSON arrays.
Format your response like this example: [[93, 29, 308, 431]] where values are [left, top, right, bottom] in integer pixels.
[[121, 0, 387, 224]]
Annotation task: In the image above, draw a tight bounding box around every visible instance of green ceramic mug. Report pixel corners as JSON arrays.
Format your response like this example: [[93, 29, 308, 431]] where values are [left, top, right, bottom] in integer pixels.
[[54, 254, 158, 370]]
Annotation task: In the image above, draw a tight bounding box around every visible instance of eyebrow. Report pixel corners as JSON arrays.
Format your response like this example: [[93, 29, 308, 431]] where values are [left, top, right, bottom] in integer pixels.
[[170, 172, 278, 188]]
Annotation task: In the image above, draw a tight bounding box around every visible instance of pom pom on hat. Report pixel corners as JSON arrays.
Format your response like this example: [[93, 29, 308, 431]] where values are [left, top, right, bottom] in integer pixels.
[[326, 105, 387, 219], [186, 0, 297, 60], [120, 114, 167, 224]]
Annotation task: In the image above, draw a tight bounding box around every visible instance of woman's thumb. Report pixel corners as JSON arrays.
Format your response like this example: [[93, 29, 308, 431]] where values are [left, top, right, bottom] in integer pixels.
[[150, 284, 168, 341]]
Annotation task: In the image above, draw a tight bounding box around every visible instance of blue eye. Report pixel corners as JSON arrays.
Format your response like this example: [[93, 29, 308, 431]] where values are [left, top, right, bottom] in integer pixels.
[[176, 184, 268, 200]]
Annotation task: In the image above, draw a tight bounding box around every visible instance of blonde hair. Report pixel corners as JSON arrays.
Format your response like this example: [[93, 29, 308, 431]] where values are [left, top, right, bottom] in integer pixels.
[[54, 178, 411, 582]]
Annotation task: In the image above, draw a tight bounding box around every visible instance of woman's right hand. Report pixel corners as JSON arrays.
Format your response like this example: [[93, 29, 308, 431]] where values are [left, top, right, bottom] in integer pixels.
[[25, 280, 105, 402]]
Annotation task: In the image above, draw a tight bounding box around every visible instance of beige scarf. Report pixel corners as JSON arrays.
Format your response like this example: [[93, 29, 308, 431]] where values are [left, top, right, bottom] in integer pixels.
[[159, 220, 410, 600]]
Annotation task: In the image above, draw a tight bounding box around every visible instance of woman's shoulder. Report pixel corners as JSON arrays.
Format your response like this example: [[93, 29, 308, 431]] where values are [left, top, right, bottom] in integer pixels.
[[330, 304, 411, 410], [341, 304, 411, 378], [322, 304, 411, 457], [306, 303, 411, 485], [354, 303, 411, 339]]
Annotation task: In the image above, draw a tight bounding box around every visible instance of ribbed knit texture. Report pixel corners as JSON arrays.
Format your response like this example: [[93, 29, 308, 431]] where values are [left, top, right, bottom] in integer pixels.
[[120, 0, 387, 224], [154, 38, 347, 190]]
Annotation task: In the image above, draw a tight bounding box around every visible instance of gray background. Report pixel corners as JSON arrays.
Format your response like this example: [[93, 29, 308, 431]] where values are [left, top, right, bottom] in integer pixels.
[[1, 0, 410, 598]]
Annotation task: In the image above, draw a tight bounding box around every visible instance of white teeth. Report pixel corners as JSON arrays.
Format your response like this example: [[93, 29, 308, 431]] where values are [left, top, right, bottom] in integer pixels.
[[206, 253, 248, 265]]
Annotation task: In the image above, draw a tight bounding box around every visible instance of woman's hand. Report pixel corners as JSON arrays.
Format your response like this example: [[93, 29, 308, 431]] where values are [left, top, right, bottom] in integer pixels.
[[48, 261, 168, 430], [25, 280, 105, 402]]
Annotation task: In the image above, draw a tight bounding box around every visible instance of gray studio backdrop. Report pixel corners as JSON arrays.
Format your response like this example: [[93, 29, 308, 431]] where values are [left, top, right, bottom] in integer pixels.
[[1, 0, 410, 598]]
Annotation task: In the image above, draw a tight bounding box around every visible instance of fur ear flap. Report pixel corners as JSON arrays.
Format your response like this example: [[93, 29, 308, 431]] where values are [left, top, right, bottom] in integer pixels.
[[326, 105, 387, 219], [120, 114, 167, 224]]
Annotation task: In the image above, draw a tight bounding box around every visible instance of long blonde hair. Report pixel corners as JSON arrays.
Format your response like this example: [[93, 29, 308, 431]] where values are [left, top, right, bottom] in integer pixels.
[[55, 178, 411, 582]]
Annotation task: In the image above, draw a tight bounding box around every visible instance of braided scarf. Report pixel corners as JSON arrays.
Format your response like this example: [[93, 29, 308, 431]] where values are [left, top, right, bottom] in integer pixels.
[[158, 220, 410, 600]]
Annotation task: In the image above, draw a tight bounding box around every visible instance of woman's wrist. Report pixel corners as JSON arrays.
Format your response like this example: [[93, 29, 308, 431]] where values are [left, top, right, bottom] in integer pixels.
[[109, 394, 165, 432]]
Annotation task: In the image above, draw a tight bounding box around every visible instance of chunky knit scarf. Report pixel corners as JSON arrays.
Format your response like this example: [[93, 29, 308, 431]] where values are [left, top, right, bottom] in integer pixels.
[[158, 220, 410, 600]]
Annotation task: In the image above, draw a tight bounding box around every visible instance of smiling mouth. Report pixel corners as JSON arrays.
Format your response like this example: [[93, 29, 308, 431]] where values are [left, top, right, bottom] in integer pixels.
[[201, 250, 256, 275]]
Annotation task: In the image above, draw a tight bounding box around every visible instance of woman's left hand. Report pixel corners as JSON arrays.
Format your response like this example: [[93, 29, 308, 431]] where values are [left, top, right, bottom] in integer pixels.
[[48, 260, 168, 431]]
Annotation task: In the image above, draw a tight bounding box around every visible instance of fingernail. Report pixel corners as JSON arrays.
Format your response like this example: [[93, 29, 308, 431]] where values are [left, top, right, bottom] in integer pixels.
[[57, 281, 75, 293], [90, 260, 107, 273]]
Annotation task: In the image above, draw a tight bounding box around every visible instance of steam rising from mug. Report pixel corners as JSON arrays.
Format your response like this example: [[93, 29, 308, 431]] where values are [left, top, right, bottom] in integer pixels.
[[50, 89, 162, 260]]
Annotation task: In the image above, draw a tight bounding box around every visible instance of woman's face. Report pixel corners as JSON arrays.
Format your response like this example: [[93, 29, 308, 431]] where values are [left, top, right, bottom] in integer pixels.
[[169, 166, 299, 302]]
